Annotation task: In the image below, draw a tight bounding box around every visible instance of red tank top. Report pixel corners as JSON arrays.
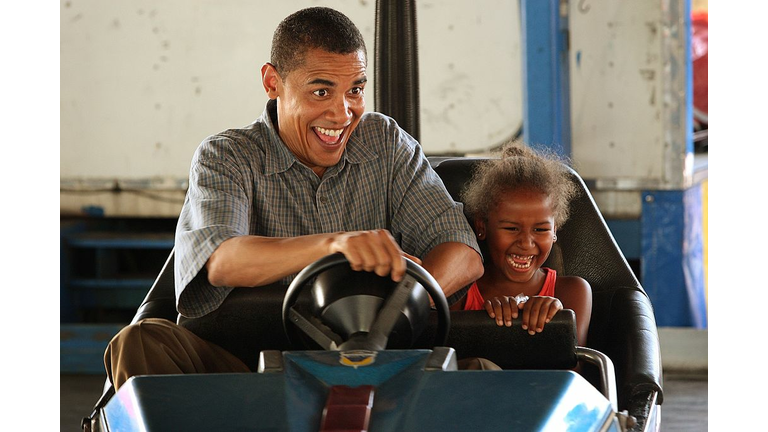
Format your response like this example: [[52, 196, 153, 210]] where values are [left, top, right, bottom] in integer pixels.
[[463, 268, 557, 311]]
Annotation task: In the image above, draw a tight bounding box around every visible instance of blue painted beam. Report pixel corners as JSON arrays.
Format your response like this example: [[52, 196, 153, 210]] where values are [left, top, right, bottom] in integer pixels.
[[65, 232, 175, 249], [641, 187, 707, 328], [520, 0, 571, 157], [70, 278, 157, 290]]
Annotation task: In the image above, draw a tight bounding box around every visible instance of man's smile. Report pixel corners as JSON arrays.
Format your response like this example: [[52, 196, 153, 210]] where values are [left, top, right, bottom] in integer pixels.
[[313, 126, 346, 145]]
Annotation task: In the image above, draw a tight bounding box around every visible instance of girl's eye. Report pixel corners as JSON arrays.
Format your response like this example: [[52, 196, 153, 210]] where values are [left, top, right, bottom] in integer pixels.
[[313, 89, 328, 97]]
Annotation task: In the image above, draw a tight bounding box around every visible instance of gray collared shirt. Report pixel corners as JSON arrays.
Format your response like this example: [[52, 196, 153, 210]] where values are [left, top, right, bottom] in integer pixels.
[[175, 100, 480, 317]]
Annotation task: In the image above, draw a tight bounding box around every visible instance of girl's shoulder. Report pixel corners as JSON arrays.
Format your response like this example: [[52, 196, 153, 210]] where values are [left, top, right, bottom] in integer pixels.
[[554, 274, 591, 294], [554, 275, 592, 314]]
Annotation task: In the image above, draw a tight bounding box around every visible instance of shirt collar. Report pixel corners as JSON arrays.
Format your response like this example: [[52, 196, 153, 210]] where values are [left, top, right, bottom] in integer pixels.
[[261, 100, 297, 176], [260, 100, 378, 176]]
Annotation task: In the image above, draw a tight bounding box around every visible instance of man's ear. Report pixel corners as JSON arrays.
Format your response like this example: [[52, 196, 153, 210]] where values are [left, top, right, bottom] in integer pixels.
[[261, 63, 281, 99]]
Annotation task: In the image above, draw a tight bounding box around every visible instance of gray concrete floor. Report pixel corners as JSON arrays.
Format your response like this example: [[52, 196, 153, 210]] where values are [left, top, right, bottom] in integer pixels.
[[60, 372, 707, 432], [61, 374, 107, 432], [658, 374, 708, 432]]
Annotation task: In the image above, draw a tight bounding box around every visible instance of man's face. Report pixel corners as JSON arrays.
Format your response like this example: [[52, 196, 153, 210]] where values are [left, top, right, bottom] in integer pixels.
[[263, 48, 367, 177]]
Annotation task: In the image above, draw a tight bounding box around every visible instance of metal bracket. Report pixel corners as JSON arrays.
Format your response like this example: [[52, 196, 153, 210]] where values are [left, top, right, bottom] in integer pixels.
[[258, 350, 285, 373], [424, 347, 458, 371]]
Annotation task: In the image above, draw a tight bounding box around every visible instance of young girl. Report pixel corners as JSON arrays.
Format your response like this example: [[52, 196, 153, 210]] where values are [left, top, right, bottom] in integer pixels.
[[452, 142, 592, 347]]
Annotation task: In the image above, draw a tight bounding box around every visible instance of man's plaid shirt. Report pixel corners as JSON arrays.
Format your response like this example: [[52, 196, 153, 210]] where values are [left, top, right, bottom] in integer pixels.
[[175, 100, 479, 317]]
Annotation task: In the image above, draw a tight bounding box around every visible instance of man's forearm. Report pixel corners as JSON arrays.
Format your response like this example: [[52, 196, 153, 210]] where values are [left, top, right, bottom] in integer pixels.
[[205, 229, 418, 288], [420, 242, 484, 298], [205, 234, 335, 287]]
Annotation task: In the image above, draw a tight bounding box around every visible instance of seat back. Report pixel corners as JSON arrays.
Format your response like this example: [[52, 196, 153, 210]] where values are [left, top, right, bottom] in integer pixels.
[[124, 250, 294, 369], [177, 285, 294, 369], [131, 250, 179, 324]]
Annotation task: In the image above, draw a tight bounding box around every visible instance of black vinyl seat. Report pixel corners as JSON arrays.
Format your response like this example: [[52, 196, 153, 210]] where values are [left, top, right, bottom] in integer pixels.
[[84, 157, 663, 432]]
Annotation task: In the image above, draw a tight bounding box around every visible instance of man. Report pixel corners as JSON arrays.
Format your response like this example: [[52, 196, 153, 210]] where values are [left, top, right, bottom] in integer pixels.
[[105, 6, 483, 389]]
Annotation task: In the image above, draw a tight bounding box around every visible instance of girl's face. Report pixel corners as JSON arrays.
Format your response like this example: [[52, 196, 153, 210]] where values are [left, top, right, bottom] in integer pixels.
[[476, 187, 556, 284]]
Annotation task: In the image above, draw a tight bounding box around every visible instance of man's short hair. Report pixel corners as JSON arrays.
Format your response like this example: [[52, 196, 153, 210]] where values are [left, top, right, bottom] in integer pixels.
[[270, 7, 367, 76]]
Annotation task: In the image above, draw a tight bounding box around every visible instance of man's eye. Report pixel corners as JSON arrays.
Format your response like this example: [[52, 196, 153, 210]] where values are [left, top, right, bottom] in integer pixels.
[[350, 87, 363, 95], [313, 89, 328, 97]]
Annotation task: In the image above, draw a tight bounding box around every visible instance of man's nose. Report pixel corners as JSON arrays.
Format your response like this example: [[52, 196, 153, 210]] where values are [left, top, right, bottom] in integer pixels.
[[326, 94, 352, 123]]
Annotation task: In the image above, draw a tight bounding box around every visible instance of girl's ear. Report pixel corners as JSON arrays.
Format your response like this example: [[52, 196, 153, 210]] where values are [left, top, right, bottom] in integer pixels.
[[474, 218, 487, 240], [261, 63, 281, 99]]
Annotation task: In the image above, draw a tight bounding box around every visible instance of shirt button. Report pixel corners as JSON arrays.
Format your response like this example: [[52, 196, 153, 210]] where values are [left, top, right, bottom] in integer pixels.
[[318, 196, 327, 204]]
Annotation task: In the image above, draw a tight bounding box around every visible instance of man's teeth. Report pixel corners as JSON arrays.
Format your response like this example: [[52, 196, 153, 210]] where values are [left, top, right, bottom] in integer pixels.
[[507, 254, 534, 269], [316, 127, 343, 137]]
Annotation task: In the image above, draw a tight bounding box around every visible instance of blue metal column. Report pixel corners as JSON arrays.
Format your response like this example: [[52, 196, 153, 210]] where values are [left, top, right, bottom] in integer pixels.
[[522, 0, 705, 327], [641, 0, 706, 328], [520, 0, 571, 157]]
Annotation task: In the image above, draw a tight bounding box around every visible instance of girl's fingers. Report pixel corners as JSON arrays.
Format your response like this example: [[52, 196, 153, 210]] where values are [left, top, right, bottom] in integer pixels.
[[492, 298, 505, 326], [501, 297, 514, 327], [484, 299, 496, 319]]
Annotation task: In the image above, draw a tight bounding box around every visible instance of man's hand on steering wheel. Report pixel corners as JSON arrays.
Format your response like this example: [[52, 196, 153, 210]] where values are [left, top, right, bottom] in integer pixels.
[[328, 229, 422, 282], [283, 253, 450, 350]]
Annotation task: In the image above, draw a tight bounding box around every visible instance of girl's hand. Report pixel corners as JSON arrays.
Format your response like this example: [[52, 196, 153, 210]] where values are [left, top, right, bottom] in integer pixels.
[[484, 295, 524, 327], [519, 296, 562, 335], [484, 295, 562, 333]]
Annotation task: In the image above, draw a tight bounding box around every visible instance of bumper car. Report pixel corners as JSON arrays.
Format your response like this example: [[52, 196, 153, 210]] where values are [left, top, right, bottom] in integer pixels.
[[82, 157, 663, 431]]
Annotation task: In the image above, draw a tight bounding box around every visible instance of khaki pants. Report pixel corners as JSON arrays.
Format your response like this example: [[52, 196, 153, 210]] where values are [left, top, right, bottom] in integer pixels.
[[104, 318, 250, 390], [457, 357, 502, 371]]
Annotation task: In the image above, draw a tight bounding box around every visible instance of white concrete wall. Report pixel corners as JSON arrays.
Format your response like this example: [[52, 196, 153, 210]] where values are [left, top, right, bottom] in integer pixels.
[[569, 0, 691, 190], [418, 0, 522, 154], [61, 0, 522, 186]]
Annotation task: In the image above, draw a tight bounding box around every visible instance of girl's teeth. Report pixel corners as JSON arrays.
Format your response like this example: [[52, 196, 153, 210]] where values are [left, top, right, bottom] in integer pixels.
[[507, 254, 534, 269]]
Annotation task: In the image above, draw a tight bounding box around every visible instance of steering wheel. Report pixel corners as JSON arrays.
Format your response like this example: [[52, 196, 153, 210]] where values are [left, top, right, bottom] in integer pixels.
[[282, 253, 450, 351]]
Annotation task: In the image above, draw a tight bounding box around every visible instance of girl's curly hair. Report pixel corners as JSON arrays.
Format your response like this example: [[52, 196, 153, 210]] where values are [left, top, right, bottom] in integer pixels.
[[461, 141, 579, 227]]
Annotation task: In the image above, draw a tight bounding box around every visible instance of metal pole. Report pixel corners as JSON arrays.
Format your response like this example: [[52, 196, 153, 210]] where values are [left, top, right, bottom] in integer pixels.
[[374, 0, 421, 142]]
